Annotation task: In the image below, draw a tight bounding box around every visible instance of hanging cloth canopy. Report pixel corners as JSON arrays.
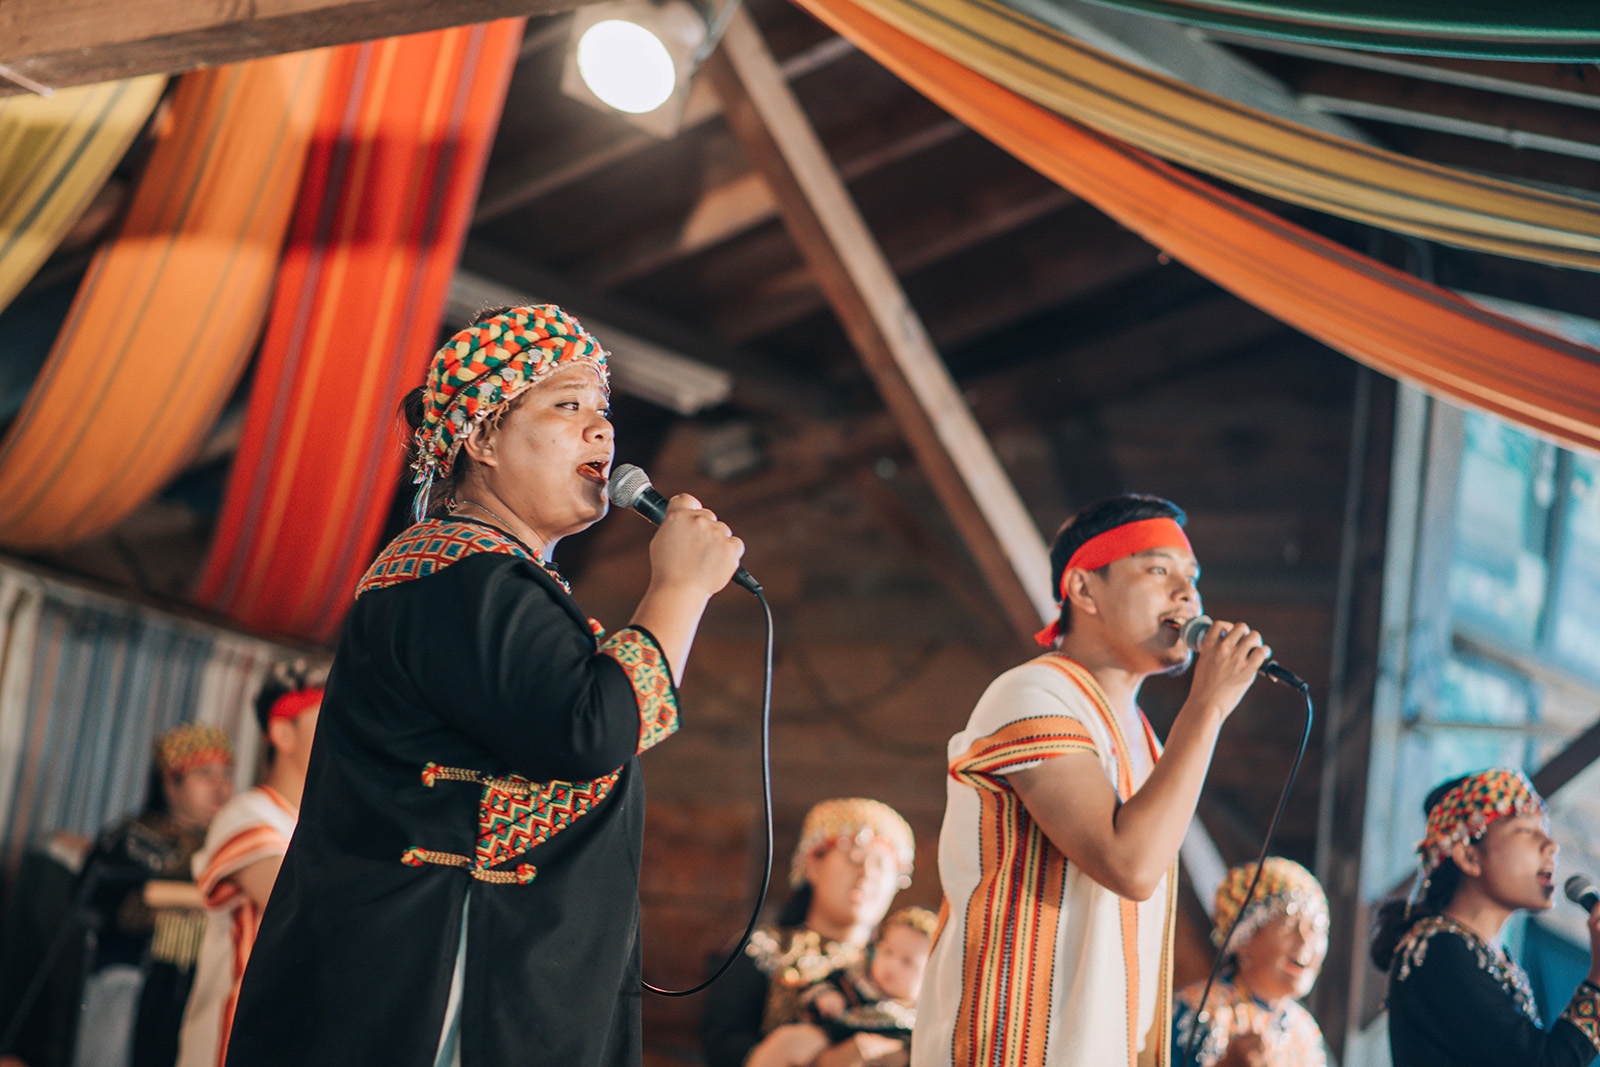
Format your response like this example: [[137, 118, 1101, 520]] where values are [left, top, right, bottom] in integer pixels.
[[0, 52, 330, 552], [1055, 0, 1600, 60], [791, 0, 1600, 453], [849, 0, 1600, 272], [0, 75, 166, 316], [193, 21, 524, 643]]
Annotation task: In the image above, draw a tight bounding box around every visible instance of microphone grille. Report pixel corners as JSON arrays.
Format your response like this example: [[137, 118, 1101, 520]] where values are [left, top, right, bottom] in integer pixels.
[[1178, 615, 1212, 651], [607, 463, 653, 509], [1565, 874, 1596, 903]]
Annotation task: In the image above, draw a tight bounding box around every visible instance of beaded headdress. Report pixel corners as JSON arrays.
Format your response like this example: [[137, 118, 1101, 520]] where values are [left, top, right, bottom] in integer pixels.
[[790, 797, 915, 889], [1212, 857, 1328, 953], [881, 904, 938, 941], [1415, 768, 1545, 881], [154, 724, 233, 776], [411, 304, 609, 522]]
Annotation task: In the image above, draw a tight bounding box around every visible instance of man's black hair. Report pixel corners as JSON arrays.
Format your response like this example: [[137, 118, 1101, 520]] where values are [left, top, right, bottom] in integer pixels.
[[1047, 494, 1186, 638]]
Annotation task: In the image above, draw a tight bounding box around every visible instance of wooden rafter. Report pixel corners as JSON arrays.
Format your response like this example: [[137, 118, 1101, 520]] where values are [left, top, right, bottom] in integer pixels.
[[702, 6, 1054, 642], [0, 0, 574, 94]]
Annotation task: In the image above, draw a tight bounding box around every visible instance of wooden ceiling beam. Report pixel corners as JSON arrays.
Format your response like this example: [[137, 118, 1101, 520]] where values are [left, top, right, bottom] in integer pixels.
[[474, 34, 856, 224], [717, 179, 1073, 343], [581, 113, 968, 290], [459, 238, 843, 421], [0, 0, 568, 95], [703, 6, 1054, 643]]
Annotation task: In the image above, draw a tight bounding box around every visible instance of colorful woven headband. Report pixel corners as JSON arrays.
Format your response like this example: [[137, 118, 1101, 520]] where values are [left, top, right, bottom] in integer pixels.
[[411, 304, 610, 521], [267, 687, 323, 725], [1212, 857, 1328, 951], [790, 797, 915, 889], [155, 724, 233, 776], [1035, 517, 1193, 646], [1416, 768, 1545, 879]]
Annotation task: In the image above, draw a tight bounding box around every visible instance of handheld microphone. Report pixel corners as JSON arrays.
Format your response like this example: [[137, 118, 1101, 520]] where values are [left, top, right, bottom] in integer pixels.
[[1179, 615, 1308, 691], [1566, 874, 1600, 914], [608, 463, 762, 595]]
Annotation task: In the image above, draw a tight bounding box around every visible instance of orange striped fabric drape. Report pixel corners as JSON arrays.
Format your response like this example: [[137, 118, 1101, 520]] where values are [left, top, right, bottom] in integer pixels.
[[793, 0, 1600, 454], [851, 0, 1600, 271], [194, 22, 524, 642], [0, 76, 166, 315], [0, 53, 330, 551]]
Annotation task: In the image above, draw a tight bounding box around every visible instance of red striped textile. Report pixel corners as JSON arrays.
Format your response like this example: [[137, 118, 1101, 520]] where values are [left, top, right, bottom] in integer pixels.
[[193, 22, 523, 642], [0, 53, 328, 550]]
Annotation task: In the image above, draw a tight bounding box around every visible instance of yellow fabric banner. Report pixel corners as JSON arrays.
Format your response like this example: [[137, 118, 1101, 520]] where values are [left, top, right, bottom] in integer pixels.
[[793, 0, 1600, 453], [0, 76, 166, 315], [851, 0, 1600, 271], [0, 52, 330, 551]]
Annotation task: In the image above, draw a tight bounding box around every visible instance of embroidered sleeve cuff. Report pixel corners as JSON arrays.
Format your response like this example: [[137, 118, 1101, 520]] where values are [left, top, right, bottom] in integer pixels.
[[598, 626, 680, 754], [1561, 980, 1600, 1053], [948, 715, 1098, 791]]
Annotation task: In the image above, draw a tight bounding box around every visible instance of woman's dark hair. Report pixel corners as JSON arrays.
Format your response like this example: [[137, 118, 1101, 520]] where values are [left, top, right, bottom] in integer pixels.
[[1047, 494, 1186, 637], [254, 660, 327, 733], [1369, 774, 1472, 972], [776, 883, 813, 928], [399, 305, 526, 518], [141, 763, 170, 816]]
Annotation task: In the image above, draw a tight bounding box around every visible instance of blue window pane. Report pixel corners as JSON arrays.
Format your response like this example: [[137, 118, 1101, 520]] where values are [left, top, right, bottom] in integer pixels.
[[1449, 412, 1555, 645], [1435, 656, 1535, 727], [1550, 454, 1600, 680]]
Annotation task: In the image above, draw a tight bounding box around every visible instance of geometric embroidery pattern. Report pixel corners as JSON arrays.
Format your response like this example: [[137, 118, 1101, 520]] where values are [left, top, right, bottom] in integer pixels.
[[1562, 981, 1600, 1052], [399, 761, 618, 885], [356, 517, 569, 599], [598, 628, 678, 754]]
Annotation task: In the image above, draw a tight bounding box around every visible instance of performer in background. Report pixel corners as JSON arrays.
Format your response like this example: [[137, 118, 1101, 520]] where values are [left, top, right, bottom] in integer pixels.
[[702, 798, 915, 1067], [175, 664, 323, 1067], [1172, 857, 1330, 1067], [78, 724, 233, 1067], [1371, 769, 1600, 1067], [912, 495, 1269, 1067], [225, 305, 743, 1067]]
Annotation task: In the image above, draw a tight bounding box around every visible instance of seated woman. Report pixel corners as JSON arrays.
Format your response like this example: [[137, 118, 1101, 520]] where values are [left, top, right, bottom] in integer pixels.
[[80, 724, 234, 1067], [701, 798, 915, 1067], [1172, 857, 1330, 1067], [750, 904, 937, 1067], [1371, 769, 1600, 1067]]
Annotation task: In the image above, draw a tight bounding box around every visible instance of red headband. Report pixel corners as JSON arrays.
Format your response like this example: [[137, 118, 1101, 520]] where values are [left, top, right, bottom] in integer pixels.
[[1035, 517, 1193, 647], [268, 687, 324, 724]]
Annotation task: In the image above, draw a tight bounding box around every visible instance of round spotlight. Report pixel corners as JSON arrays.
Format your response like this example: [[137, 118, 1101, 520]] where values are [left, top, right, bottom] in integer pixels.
[[576, 19, 678, 115]]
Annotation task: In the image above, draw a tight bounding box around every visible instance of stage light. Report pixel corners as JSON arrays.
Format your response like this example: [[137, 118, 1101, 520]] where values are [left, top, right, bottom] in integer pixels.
[[561, 0, 727, 138], [575, 20, 679, 114]]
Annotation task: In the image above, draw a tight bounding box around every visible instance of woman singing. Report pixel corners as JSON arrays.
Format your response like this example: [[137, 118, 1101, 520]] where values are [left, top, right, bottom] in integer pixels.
[[226, 305, 744, 1067], [1371, 769, 1600, 1067]]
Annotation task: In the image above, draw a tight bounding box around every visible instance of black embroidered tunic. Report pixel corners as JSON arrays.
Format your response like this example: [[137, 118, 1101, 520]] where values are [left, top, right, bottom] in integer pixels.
[[226, 517, 678, 1067], [1386, 914, 1600, 1067]]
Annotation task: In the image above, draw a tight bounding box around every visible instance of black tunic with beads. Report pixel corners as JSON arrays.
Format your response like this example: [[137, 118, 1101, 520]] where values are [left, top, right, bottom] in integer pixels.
[[1386, 915, 1600, 1067], [226, 516, 679, 1067]]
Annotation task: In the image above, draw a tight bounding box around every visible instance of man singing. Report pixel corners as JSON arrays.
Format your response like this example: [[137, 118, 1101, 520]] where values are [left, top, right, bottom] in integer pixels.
[[912, 495, 1269, 1067]]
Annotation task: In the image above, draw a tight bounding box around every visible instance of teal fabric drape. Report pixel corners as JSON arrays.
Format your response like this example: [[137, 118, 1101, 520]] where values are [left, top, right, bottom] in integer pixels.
[[1061, 0, 1600, 59]]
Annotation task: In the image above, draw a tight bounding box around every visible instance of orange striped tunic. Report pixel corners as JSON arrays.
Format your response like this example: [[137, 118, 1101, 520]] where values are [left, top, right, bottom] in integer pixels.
[[176, 786, 297, 1067], [911, 655, 1175, 1067]]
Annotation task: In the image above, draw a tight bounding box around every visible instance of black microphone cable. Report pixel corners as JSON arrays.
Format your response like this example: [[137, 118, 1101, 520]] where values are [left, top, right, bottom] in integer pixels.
[[640, 573, 776, 997], [1179, 683, 1314, 1067]]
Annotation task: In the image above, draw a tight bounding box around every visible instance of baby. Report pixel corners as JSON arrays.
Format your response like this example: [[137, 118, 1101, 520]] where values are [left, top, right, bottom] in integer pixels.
[[748, 906, 936, 1067]]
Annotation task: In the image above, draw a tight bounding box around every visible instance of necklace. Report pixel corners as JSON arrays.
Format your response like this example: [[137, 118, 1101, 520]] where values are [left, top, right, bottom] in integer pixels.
[[453, 498, 517, 532], [450, 499, 570, 594]]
